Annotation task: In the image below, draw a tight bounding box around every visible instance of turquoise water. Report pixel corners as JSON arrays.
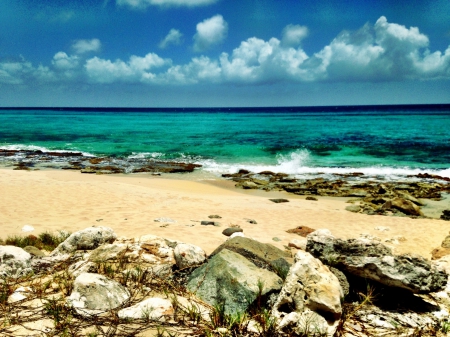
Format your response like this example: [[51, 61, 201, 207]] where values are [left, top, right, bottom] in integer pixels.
[[1, 107, 450, 178]]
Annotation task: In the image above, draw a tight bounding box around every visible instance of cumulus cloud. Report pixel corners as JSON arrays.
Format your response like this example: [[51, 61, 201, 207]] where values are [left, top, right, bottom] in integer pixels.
[[2, 16, 450, 88], [193, 15, 228, 52], [72, 39, 101, 54], [116, 0, 217, 9], [85, 53, 170, 83], [282, 24, 308, 47], [159, 29, 183, 49]]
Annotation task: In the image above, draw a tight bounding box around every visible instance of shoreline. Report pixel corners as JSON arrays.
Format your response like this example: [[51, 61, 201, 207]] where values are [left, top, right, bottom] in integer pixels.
[[1, 168, 449, 259]]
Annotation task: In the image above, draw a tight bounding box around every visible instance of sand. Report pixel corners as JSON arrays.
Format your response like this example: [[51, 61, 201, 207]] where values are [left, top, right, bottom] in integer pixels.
[[0, 168, 448, 258]]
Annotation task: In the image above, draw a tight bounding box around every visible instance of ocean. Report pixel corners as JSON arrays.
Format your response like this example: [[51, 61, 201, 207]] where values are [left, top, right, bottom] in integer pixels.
[[1, 105, 450, 180]]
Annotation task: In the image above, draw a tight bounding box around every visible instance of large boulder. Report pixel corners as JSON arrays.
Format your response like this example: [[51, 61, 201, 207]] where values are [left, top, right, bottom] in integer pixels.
[[68, 272, 130, 316], [210, 236, 293, 277], [272, 251, 343, 336], [187, 249, 283, 315], [50, 227, 116, 256], [0, 246, 32, 278], [306, 230, 447, 293]]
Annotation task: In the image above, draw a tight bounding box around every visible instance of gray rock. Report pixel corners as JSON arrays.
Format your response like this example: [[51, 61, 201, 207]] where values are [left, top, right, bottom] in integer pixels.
[[187, 249, 283, 315], [269, 198, 289, 203], [201, 221, 220, 226], [222, 227, 243, 237], [174, 243, 206, 269], [210, 236, 293, 276], [306, 230, 447, 293], [68, 272, 130, 316], [0, 246, 32, 278], [208, 215, 222, 219], [88, 243, 128, 262], [50, 226, 117, 256]]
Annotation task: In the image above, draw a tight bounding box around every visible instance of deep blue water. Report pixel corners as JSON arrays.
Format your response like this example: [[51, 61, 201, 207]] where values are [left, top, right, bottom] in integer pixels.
[[1, 106, 450, 178]]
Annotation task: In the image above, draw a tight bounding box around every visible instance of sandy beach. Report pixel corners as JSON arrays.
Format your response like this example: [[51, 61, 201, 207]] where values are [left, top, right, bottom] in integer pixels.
[[0, 168, 448, 258]]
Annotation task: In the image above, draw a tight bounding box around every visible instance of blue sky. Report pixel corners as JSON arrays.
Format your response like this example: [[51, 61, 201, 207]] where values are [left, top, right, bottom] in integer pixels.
[[1, 0, 449, 107]]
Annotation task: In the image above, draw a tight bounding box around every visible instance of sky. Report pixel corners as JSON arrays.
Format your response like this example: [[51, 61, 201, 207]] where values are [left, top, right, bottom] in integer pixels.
[[0, 0, 449, 107]]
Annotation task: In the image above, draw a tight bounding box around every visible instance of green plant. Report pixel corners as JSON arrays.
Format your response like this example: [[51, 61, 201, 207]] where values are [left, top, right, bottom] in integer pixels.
[[43, 297, 74, 333]]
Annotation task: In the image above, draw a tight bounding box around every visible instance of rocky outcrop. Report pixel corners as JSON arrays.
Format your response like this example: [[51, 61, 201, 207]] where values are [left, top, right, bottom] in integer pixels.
[[50, 226, 117, 256], [272, 251, 343, 336], [187, 249, 283, 315], [382, 197, 423, 216], [0, 246, 32, 278], [68, 272, 130, 316], [442, 210, 450, 221], [306, 229, 447, 293]]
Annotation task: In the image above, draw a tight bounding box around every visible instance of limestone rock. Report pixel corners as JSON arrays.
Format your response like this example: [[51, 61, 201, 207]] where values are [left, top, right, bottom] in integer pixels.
[[442, 235, 450, 249], [68, 272, 130, 316], [174, 243, 206, 269], [88, 243, 128, 262], [8, 286, 33, 303], [288, 238, 307, 250], [187, 249, 283, 315], [432, 247, 450, 260], [50, 227, 116, 256], [210, 236, 293, 275], [441, 210, 450, 221], [272, 251, 343, 336], [228, 232, 245, 239], [118, 297, 173, 322], [277, 310, 332, 337], [0, 246, 32, 278], [306, 230, 447, 293], [382, 197, 423, 216]]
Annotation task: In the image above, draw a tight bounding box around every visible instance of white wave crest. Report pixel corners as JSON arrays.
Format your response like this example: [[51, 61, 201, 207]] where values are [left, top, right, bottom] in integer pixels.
[[128, 152, 165, 159]]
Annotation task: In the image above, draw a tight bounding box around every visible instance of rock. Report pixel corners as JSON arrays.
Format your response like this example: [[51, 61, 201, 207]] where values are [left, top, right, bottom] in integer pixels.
[[329, 267, 350, 298], [201, 221, 220, 226], [374, 226, 390, 232], [210, 236, 293, 276], [441, 236, 450, 249], [228, 232, 245, 239], [397, 191, 424, 206], [50, 227, 117, 256], [286, 226, 316, 237], [0, 246, 32, 278], [272, 251, 343, 336], [245, 218, 257, 224], [306, 230, 447, 293], [88, 243, 128, 262], [174, 243, 206, 269], [118, 297, 173, 322], [208, 215, 222, 219], [187, 249, 283, 315], [269, 198, 289, 203], [8, 286, 32, 303], [277, 311, 331, 337], [345, 205, 361, 213], [288, 238, 307, 250], [23, 246, 46, 257], [432, 247, 450, 260], [68, 261, 98, 278], [154, 217, 176, 223], [222, 227, 243, 237], [68, 272, 130, 316], [305, 196, 318, 201], [441, 210, 450, 221], [272, 237, 281, 242], [240, 181, 259, 189], [382, 197, 423, 216], [21, 225, 35, 233]]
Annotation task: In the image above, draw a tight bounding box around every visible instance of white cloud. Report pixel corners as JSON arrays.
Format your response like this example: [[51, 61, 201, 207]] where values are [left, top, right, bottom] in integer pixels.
[[193, 15, 228, 52], [116, 0, 217, 9], [52, 52, 79, 70], [2, 16, 450, 89], [159, 29, 183, 49], [85, 53, 170, 83], [282, 24, 308, 47], [72, 39, 101, 54]]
